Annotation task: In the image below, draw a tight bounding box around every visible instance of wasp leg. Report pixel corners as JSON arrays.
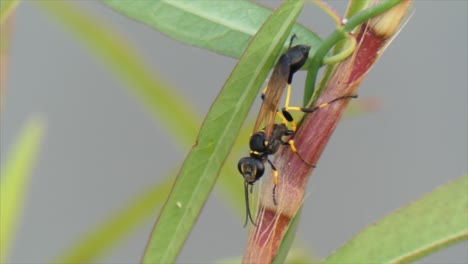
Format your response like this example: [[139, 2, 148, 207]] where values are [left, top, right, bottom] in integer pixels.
[[282, 94, 358, 166], [286, 139, 316, 167], [283, 94, 358, 114], [267, 159, 279, 205]]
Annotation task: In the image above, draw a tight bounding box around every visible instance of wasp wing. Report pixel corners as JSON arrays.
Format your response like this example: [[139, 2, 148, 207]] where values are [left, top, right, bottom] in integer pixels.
[[252, 57, 289, 138]]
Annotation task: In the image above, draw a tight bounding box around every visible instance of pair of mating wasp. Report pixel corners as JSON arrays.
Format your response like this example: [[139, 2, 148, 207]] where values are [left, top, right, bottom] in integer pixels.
[[238, 35, 357, 226]]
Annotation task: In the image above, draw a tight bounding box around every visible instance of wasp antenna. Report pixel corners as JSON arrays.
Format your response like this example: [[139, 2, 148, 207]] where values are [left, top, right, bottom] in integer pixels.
[[244, 181, 257, 227], [272, 185, 277, 205], [289, 34, 298, 48]]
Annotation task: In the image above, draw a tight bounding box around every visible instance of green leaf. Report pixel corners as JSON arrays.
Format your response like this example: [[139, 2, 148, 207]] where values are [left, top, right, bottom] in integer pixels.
[[324, 175, 468, 263], [100, 0, 321, 61], [142, 1, 305, 263], [0, 117, 45, 263]]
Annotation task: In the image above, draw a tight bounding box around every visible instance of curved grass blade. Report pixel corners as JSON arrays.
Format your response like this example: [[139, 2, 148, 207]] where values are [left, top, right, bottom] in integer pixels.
[[100, 0, 321, 62], [0, 117, 45, 263], [55, 177, 173, 263], [36, 1, 199, 145], [324, 175, 468, 263], [142, 1, 305, 263]]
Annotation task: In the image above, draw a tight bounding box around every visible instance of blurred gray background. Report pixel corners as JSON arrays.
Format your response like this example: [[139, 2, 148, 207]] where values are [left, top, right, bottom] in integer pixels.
[[1, 1, 467, 263]]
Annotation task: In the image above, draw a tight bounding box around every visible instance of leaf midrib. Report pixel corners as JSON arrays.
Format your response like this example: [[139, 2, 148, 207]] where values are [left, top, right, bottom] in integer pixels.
[[161, 0, 257, 36]]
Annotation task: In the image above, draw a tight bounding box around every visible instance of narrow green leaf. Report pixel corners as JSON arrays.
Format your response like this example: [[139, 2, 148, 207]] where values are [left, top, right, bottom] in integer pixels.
[[0, 0, 20, 25], [142, 1, 305, 263], [36, 1, 199, 145], [100, 0, 321, 62], [324, 175, 468, 263], [55, 177, 173, 263], [345, 0, 372, 19], [0, 117, 45, 263], [273, 208, 302, 264]]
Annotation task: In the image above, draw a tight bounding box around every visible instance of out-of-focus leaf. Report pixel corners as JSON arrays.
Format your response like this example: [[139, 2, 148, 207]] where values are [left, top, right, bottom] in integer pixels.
[[0, 0, 18, 107], [0, 0, 20, 25], [142, 1, 306, 263], [36, 1, 199, 145], [55, 177, 173, 263], [324, 175, 468, 263], [0, 117, 45, 263]]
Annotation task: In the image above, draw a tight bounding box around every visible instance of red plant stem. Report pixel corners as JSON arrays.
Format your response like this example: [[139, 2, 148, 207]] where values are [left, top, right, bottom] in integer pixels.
[[243, 1, 412, 262]]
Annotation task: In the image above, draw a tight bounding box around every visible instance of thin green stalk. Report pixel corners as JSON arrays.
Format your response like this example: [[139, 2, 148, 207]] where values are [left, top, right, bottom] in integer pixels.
[[304, 0, 403, 105]]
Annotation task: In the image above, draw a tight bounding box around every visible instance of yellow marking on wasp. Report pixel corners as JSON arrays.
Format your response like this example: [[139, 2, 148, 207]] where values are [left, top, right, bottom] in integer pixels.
[[284, 84, 292, 109], [284, 106, 302, 111], [273, 170, 279, 185], [318, 102, 331, 108], [289, 140, 298, 153], [289, 119, 297, 132], [275, 110, 297, 131], [276, 111, 288, 123], [262, 85, 268, 95]]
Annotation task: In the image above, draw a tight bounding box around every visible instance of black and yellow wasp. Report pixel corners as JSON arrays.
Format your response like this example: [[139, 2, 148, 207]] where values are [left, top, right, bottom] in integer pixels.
[[237, 35, 357, 226]]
